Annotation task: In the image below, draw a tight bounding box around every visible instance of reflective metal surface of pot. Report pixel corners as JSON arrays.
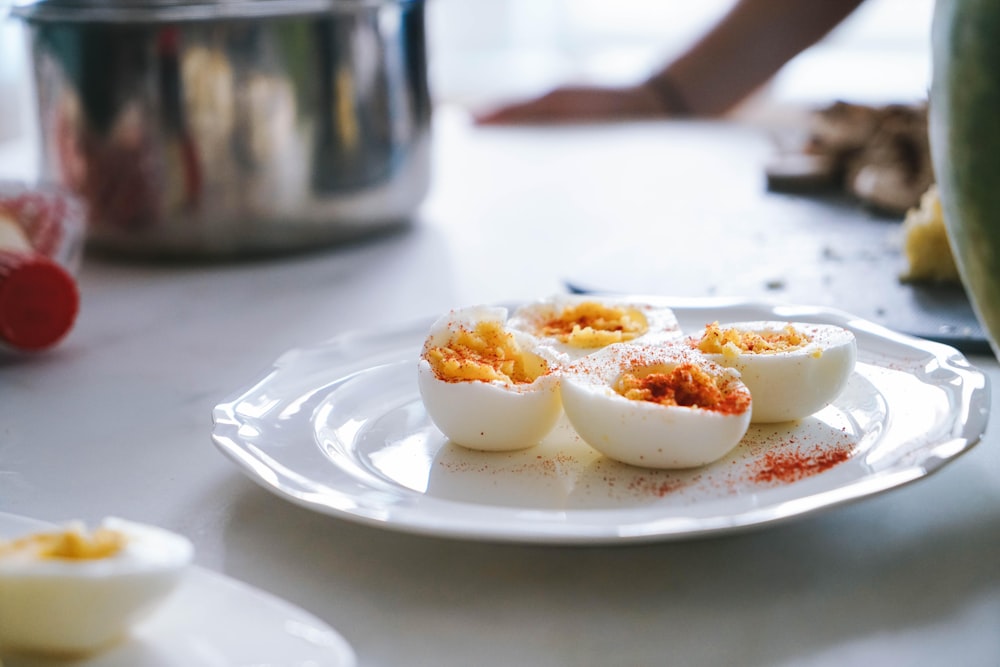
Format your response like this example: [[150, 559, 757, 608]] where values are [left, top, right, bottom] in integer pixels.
[[14, 0, 431, 257]]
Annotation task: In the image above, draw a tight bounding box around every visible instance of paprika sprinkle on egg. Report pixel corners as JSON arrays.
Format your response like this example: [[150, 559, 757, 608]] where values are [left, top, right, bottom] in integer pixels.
[[695, 321, 814, 358], [424, 319, 550, 384], [538, 301, 648, 347], [614, 362, 752, 415]]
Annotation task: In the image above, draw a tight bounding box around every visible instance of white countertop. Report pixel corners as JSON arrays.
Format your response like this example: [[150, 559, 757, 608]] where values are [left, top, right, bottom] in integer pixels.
[[2, 106, 999, 667]]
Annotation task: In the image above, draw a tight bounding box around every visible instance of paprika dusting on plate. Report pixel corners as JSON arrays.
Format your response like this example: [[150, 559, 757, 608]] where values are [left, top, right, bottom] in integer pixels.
[[751, 444, 853, 484]]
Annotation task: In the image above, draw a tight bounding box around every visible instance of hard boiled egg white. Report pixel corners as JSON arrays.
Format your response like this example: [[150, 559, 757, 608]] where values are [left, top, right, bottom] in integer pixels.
[[560, 343, 752, 469], [0, 517, 193, 656], [417, 305, 563, 451], [507, 295, 680, 360], [690, 320, 857, 423]]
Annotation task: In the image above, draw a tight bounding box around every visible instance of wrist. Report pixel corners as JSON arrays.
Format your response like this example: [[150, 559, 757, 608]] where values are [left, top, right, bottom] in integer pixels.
[[642, 72, 692, 117]]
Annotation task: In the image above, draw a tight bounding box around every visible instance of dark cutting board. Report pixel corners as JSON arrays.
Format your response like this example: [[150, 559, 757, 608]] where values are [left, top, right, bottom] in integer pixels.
[[564, 191, 988, 355]]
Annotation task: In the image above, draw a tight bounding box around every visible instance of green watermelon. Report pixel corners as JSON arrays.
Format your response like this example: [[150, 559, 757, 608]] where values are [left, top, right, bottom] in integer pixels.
[[930, 0, 1000, 356]]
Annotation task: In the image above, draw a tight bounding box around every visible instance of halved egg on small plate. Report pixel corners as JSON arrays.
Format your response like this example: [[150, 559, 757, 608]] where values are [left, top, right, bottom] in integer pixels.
[[417, 305, 563, 451], [560, 343, 753, 469], [689, 320, 857, 423], [0, 517, 193, 657]]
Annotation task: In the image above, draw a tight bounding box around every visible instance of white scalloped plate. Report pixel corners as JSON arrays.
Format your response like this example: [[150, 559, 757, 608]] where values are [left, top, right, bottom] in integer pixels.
[[0, 513, 356, 666], [211, 299, 989, 544]]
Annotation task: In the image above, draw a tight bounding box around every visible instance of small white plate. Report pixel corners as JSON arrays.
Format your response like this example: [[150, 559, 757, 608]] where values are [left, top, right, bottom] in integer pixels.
[[0, 513, 356, 667], [212, 299, 989, 544]]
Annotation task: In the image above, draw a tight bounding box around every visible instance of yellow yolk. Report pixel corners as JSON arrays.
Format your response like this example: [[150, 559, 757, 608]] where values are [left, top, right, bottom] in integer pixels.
[[424, 320, 548, 384], [538, 302, 648, 348], [695, 321, 818, 359], [0, 525, 127, 561]]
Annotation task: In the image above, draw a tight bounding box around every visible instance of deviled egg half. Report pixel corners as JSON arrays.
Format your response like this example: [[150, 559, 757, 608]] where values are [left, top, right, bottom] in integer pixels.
[[417, 305, 563, 451], [0, 517, 193, 657], [507, 295, 680, 360], [690, 321, 857, 423], [560, 344, 753, 469]]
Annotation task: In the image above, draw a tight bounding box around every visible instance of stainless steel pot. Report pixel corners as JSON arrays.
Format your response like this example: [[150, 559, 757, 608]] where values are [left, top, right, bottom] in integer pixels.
[[12, 0, 431, 257]]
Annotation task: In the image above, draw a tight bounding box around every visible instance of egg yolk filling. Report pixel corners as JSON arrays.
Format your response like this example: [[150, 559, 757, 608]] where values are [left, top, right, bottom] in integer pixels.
[[695, 322, 816, 359], [614, 362, 750, 415], [0, 525, 126, 561], [425, 320, 549, 384], [539, 302, 648, 348]]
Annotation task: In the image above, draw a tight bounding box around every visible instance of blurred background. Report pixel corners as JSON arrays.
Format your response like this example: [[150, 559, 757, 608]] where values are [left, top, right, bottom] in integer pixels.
[[428, 0, 933, 113], [1, 0, 934, 145]]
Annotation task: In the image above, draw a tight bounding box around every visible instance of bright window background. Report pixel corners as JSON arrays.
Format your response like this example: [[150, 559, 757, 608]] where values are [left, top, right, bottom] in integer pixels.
[[427, 0, 935, 111], [1, 0, 935, 140]]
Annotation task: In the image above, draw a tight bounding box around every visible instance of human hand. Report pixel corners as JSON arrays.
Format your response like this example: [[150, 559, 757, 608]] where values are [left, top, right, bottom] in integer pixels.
[[474, 83, 670, 125]]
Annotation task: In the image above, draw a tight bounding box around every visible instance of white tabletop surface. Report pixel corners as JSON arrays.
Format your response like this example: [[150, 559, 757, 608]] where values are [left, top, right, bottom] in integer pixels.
[[2, 101, 999, 667]]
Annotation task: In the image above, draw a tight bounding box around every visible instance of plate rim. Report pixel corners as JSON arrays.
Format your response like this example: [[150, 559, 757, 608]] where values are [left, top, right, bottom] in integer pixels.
[[211, 297, 991, 545]]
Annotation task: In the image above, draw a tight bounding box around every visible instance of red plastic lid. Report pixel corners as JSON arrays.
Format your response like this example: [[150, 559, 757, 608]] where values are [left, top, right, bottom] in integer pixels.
[[0, 251, 79, 351]]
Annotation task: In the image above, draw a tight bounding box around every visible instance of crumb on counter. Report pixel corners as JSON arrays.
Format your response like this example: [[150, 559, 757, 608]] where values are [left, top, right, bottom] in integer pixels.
[[900, 185, 961, 284]]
